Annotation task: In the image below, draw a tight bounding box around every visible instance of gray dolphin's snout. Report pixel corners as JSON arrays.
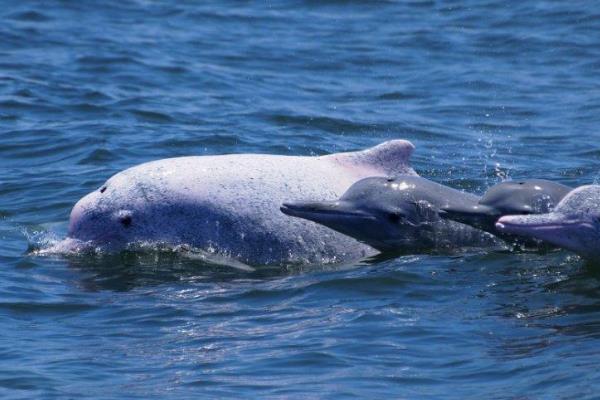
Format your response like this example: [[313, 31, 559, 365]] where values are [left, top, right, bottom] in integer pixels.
[[281, 201, 334, 214], [281, 200, 372, 220], [440, 204, 501, 232]]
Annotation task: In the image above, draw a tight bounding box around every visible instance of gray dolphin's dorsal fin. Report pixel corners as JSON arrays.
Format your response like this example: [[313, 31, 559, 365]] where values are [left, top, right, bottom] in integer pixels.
[[326, 139, 417, 176]]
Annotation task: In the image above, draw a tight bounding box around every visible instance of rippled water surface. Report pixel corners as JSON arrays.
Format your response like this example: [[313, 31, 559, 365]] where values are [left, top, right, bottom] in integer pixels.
[[2, 1, 600, 398]]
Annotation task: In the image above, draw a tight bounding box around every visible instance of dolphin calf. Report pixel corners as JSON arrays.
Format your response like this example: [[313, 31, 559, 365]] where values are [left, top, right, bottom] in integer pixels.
[[67, 140, 416, 265], [440, 179, 571, 242], [281, 176, 501, 253], [496, 185, 600, 260]]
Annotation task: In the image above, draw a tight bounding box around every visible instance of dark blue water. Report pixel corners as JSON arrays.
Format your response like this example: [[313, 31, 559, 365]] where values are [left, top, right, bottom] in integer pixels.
[[2, 1, 600, 398]]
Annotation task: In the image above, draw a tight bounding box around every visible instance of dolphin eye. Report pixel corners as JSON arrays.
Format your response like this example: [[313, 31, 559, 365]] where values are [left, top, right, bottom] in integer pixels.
[[388, 213, 402, 223], [100, 186, 107, 193], [119, 215, 132, 227]]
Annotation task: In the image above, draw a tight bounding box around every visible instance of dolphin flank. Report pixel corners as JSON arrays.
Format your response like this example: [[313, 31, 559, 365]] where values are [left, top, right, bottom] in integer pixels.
[[67, 140, 416, 265]]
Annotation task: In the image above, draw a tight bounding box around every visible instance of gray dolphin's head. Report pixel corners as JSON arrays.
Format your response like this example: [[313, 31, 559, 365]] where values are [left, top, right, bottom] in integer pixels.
[[496, 185, 600, 259], [281, 176, 443, 251], [440, 179, 571, 235]]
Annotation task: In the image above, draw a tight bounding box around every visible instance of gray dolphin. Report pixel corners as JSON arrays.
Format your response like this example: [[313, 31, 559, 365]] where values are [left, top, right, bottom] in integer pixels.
[[440, 179, 571, 241], [281, 176, 501, 252], [496, 185, 600, 260]]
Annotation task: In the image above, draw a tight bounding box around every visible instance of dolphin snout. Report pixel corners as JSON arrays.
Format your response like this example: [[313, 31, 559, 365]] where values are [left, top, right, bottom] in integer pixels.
[[496, 213, 566, 233], [281, 201, 328, 215], [281, 201, 339, 219], [439, 204, 501, 233], [440, 204, 498, 221], [495, 212, 592, 250], [281, 200, 371, 220]]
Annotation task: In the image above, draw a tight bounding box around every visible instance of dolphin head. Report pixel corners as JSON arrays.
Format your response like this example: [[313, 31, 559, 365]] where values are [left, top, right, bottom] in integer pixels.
[[67, 170, 173, 250], [68, 183, 142, 249], [440, 179, 571, 236], [496, 185, 600, 259], [281, 177, 439, 251]]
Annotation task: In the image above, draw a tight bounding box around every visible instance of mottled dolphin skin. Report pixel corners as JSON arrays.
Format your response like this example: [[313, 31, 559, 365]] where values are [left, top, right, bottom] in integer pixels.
[[496, 185, 600, 260], [281, 176, 501, 252], [440, 179, 571, 241], [68, 140, 416, 265]]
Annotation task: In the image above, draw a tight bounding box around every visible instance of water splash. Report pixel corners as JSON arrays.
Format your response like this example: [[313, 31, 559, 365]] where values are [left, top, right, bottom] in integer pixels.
[[25, 224, 347, 272]]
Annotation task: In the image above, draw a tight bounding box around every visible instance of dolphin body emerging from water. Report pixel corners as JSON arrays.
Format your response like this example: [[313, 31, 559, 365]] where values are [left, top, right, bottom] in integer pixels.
[[281, 176, 502, 253], [67, 140, 416, 265], [440, 179, 571, 243], [496, 185, 600, 260]]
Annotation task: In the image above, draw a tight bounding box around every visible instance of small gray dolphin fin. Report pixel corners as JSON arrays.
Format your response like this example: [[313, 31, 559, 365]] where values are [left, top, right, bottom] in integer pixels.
[[326, 139, 417, 176]]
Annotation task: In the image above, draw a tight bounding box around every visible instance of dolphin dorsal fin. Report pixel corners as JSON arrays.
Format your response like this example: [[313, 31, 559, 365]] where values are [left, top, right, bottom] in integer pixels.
[[327, 139, 417, 176]]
